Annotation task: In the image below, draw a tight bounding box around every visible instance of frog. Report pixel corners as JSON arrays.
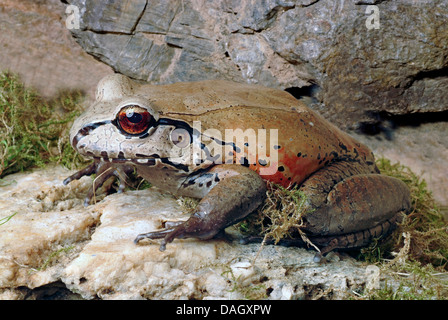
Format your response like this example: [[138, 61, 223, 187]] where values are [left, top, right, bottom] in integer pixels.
[[63, 74, 411, 257]]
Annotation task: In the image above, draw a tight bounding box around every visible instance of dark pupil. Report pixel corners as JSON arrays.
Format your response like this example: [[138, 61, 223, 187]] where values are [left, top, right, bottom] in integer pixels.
[[127, 112, 142, 123]]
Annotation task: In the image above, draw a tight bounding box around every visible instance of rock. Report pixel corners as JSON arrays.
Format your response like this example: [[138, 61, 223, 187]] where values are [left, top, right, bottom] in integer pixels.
[[0, 0, 112, 99], [0, 166, 395, 300], [64, 0, 448, 126]]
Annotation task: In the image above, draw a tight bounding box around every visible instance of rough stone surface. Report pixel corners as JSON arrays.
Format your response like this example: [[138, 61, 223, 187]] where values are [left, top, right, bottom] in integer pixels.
[[65, 0, 448, 126], [0, 166, 391, 300], [0, 0, 113, 99]]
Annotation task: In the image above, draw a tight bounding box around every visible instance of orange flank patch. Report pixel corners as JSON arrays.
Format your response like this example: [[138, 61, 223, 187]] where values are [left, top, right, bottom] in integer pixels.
[[246, 148, 322, 188]]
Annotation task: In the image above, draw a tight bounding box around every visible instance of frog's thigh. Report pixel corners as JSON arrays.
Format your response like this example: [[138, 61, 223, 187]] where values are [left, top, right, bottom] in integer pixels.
[[189, 164, 267, 235], [301, 168, 411, 237]]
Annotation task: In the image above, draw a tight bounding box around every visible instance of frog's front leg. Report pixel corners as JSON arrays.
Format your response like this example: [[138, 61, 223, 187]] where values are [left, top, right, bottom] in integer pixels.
[[134, 164, 267, 251], [63, 158, 134, 206]]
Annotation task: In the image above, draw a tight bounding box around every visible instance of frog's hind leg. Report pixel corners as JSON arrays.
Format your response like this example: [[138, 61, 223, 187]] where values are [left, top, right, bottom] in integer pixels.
[[298, 160, 411, 257], [134, 164, 267, 251]]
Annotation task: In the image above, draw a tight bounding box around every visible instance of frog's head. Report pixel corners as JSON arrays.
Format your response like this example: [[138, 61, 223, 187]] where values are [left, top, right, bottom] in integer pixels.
[[69, 74, 195, 171]]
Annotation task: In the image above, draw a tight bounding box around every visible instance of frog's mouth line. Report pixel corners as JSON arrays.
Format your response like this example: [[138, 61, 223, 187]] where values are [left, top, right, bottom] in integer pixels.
[[97, 155, 190, 172]]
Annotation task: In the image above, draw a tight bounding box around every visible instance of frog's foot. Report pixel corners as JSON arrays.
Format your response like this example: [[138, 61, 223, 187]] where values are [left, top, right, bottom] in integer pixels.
[[63, 158, 134, 205], [134, 164, 267, 251]]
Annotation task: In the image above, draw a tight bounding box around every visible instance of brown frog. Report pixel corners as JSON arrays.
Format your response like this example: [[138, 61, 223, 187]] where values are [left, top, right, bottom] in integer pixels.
[[64, 74, 411, 257]]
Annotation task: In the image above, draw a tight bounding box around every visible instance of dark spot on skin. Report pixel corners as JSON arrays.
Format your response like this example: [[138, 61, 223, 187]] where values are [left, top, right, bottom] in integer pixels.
[[278, 166, 285, 172], [244, 142, 249, 147], [288, 177, 291, 181], [324, 160, 329, 166], [118, 151, 125, 159], [214, 174, 220, 182], [101, 151, 109, 160], [73, 121, 111, 147], [297, 152, 302, 157], [273, 145, 281, 150], [199, 183, 203, 187], [240, 157, 250, 167], [317, 153, 321, 160], [339, 142, 348, 152], [160, 158, 190, 172], [206, 181, 212, 188], [258, 159, 268, 166], [330, 151, 339, 158]]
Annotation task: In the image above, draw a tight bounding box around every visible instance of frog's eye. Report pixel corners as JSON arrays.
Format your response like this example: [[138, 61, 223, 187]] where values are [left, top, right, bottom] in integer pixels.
[[117, 105, 154, 135], [170, 128, 191, 148]]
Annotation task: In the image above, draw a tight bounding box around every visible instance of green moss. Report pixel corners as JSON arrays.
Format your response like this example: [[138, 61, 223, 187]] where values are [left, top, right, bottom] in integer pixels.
[[359, 260, 448, 300], [0, 71, 86, 178], [368, 158, 448, 269]]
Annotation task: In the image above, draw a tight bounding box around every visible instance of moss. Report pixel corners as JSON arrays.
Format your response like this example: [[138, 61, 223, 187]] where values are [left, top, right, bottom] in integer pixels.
[[237, 182, 312, 247], [369, 158, 448, 270], [0, 71, 86, 178], [358, 260, 448, 300]]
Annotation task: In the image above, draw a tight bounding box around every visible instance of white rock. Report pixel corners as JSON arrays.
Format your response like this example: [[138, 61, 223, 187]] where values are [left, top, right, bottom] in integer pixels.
[[0, 166, 397, 300]]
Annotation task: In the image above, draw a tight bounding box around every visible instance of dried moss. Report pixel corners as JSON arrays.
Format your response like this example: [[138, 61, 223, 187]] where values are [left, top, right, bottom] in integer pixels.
[[237, 182, 312, 246], [0, 71, 86, 178]]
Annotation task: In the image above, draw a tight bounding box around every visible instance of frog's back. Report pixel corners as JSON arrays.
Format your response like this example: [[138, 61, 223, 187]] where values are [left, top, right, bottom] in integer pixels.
[[136, 80, 376, 186], [135, 80, 302, 115]]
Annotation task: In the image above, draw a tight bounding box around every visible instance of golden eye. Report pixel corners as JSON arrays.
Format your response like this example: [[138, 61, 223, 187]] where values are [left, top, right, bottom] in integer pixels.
[[117, 105, 153, 135], [170, 128, 191, 148]]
